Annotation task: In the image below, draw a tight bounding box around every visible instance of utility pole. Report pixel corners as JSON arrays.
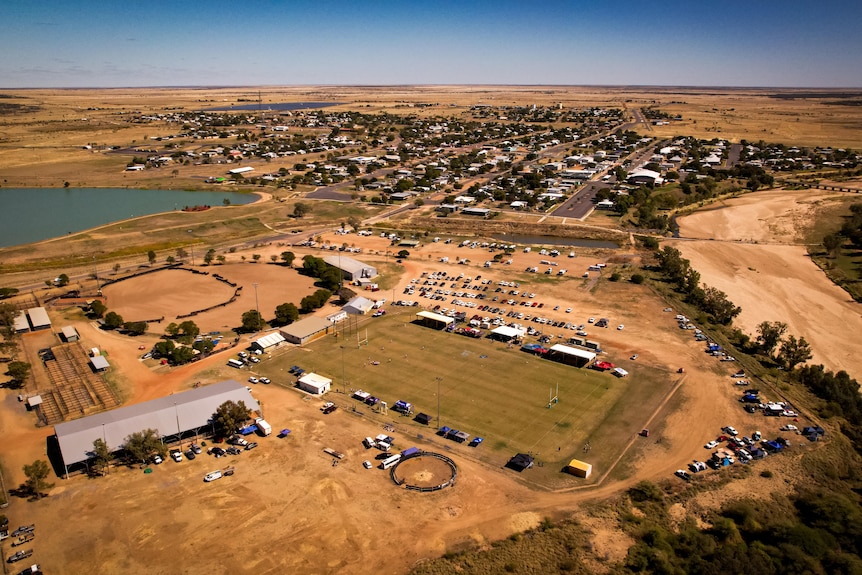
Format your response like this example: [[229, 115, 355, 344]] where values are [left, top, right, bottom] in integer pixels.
[[435, 377, 442, 430]]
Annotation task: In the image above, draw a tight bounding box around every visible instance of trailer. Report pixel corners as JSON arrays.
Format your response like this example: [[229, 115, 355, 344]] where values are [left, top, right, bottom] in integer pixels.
[[255, 417, 272, 436]]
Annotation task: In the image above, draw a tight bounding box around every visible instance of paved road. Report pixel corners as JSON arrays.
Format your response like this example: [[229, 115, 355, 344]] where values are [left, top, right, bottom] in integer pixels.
[[725, 143, 743, 169], [550, 180, 611, 219]]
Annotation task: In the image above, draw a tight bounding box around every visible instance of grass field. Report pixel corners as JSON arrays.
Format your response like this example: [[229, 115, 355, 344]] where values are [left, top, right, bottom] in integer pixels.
[[259, 307, 679, 489]]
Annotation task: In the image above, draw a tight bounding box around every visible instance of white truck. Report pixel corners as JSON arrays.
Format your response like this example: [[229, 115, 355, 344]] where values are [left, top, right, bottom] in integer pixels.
[[255, 417, 272, 436]]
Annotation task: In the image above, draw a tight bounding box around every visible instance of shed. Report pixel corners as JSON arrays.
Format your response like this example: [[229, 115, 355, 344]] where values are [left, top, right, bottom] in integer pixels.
[[228, 166, 254, 175], [61, 326, 80, 342], [27, 307, 51, 330], [343, 296, 375, 315], [461, 207, 490, 217], [415, 310, 454, 329], [90, 355, 110, 371], [565, 458, 592, 478], [280, 316, 333, 346], [13, 311, 30, 333], [297, 372, 332, 395], [323, 255, 378, 281], [251, 331, 286, 352], [506, 453, 534, 472], [27, 395, 43, 408], [548, 344, 596, 367]]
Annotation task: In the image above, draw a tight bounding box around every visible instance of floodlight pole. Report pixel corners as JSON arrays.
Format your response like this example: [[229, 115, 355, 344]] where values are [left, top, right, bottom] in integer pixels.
[[435, 376, 442, 430]]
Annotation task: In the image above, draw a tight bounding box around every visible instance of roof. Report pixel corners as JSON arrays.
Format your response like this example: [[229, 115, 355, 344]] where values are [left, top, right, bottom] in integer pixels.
[[54, 380, 259, 466], [322, 255, 377, 277], [280, 316, 332, 340], [344, 296, 375, 313], [228, 166, 254, 174], [27, 306, 51, 328], [298, 372, 332, 387], [13, 312, 30, 332], [90, 355, 110, 370], [416, 310, 454, 325], [252, 332, 285, 349], [61, 326, 79, 339], [549, 344, 597, 361], [491, 325, 525, 338], [566, 459, 592, 471]]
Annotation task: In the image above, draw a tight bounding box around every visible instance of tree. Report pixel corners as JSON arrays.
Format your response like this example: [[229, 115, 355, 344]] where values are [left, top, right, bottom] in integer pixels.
[[270, 254, 278, 263], [631, 274, 645, 284], [56, 273, 70, 287], [192, 339, 215, 354], [213, 400, 251, 438], [204, 248, 216, 266], [293, 202, 310, 218], [7, 361, 31, 385], [176, 247, 188, 259], [170, 346, 196, 364], [104, 311, 124, 330], [165, 322, 179, 337], [177, 320, 200, 343], [123, 321, 148, 336], [124, 428, 163, 464], [778, 335, 813, 370], [89, 300, 107, 318], [274, 302, 299, 326], [241, 309, 265, 332], [113, 263, 121, 274], [252, 254, 261, 263], [166, 255, 175, 264], [0, 287, 19, 299], [91, 438, 113, 475], [216, 255, 226, 265], [823, 233, 842, 257], [346, 216, 361, 231], [397, 250, 410, 259], [756, 321, 787, 356], [23, 460, 53, 498], [147, 250, 157, 265], [153, 339, 175, 358], [280, 251, 296, 267]]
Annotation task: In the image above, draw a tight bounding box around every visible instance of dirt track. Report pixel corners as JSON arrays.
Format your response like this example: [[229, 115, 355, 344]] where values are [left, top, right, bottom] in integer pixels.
[[673, 188, 862, 377]]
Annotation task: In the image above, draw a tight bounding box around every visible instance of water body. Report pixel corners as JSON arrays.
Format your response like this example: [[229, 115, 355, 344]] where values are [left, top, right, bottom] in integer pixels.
[[490, 233, 619, 249], [0, 188, 255, 248], [203, 101, 342, 112]]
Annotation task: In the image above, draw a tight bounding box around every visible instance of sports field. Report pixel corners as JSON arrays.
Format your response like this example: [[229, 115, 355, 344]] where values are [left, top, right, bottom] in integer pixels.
[[262, 307, 679, 489]]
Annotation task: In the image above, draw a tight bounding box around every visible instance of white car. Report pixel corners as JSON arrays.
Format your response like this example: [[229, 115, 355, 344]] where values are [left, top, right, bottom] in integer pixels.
[[321, 402, 335, 411], [152, 454, 163, 465], [363, 460, 373, 469], [704, 440, 719, 449], [565, 308, 572, 313], [171, 450, 183, 463], [248, 376, 259, 384], [630, 354, 639, 361], [588, 317, 595, 323], [780, 424, 798, 431], [259, 377, 271, 384], [617, 324, 624, 330], [204, 471, 223, 482], [723, 426, 738, 436]]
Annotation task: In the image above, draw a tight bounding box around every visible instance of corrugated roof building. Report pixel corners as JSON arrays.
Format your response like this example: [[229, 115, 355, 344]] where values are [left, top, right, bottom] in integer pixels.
[[54, 380, 259, 475]]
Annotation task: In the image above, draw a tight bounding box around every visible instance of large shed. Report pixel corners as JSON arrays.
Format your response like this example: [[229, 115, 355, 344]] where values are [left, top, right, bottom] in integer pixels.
[[297, 372, 332, 395], [280, 316, 333, 346], [565, 458, 592, 478], [548, 344, 596, 367], [343, 296, 375, 315], [323, 255, 378, 282], [27, 307, 51, 331], [53, 379, 259, 476], [489, 325, 525, 342], [251, 331, 286, 352], [13, 311, 30, 333], [415, 310, 454, 329]]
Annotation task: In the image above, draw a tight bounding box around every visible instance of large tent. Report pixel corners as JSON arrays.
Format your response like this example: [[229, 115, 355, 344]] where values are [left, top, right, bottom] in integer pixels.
[[251, 331, 286, 352], [489, 325, 525, 342], [415, 310, 454, 329]]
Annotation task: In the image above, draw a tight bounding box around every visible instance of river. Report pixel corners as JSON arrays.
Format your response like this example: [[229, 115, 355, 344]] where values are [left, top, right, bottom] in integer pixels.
[[0, 187, 255, 248]]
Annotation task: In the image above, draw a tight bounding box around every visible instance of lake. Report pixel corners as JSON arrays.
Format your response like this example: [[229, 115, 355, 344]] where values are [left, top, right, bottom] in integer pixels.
[[0, 188, 256, 248]]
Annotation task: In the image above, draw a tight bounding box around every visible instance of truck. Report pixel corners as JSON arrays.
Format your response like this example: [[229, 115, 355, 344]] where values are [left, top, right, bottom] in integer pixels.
[[15, 565, 40, 575], [380, 453, 402, 469], [255, 417, 272, 436], [7, 549, 33, 564]]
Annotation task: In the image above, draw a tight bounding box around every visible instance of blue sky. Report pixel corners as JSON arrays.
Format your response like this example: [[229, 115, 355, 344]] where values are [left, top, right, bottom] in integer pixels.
[[2, 0, 861, 88]]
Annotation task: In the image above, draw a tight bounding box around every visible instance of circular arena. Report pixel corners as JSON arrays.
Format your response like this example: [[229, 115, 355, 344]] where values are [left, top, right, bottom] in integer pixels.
[[390, 451, 457, 492]]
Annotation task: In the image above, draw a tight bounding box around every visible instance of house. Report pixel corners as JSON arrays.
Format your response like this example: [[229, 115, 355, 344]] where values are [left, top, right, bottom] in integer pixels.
[[461, 207, 490, 217], [343, 296, 375, 315], [565, 458, 592, 478], [297, 372, 332, 395]]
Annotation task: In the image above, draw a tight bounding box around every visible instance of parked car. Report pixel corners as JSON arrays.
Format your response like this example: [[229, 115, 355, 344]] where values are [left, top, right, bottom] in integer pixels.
[[704, 440, 719, 449], [245, 442, 258, 451], [259, 377, 271, 384], [780, 424, 798, 431], [210, 447, 226, 458], [323, 404, 338, 415], [723, 426, 738, 436], [185, 449, 196, 460], [170, 450, 183, 463], [630, 354, 639, 361], [363, 460, 373, 469], [190, 444, 202, 454], [249, 356, 260, 364], [674, 469, 691, 481], [152, 454, 163, 465], [248, 376, 259, 384]]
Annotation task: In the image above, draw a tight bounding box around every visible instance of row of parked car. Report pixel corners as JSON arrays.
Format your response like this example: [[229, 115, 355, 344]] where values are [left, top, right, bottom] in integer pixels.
[[152, 443, 202, 465]]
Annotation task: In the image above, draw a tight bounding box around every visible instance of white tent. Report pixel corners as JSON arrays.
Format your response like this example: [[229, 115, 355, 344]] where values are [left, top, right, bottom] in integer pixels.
[[490, 325, 525, 340]]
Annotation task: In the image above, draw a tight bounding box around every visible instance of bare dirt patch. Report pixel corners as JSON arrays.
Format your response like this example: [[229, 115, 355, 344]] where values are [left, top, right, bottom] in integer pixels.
[[674, 188, 862, 377]]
